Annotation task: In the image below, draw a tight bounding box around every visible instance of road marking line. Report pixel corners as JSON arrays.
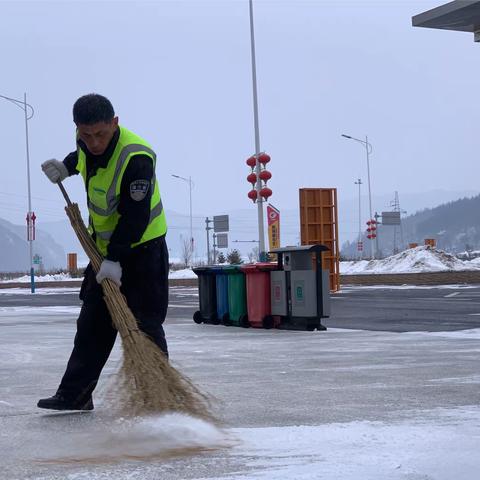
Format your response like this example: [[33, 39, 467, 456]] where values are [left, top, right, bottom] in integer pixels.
[[468, 313, 480, 316], [444, 292, 460, 298]]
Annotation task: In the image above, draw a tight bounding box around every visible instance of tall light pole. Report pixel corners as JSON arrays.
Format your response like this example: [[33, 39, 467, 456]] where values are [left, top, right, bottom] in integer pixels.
[[354, 178, 362, 260], [249, 0, 267, 260], [171, 174, 194, 265], [0, 93, 35, 292], [342, 134, 375, 259]]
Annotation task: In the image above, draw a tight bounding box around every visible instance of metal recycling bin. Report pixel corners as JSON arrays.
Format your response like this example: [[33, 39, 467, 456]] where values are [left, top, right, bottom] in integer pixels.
[[240, 263, 279, 329], [192, 266, 218, 324], [211, 266, 229, 323], [270, 245, 330, 331], [224, 265, 248, 327]]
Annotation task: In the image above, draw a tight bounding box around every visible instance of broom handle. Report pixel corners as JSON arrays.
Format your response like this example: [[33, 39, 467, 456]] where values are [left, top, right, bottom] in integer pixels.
[[58, 181, 73, 207], [57, 181, 103, 273]]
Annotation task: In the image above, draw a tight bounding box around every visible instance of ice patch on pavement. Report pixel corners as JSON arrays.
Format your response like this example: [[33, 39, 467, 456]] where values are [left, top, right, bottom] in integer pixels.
[[404, 327, 480, 340], [207, 406, 480, 480], [340, 283, 478, 290], [40, 413, 232, 463]]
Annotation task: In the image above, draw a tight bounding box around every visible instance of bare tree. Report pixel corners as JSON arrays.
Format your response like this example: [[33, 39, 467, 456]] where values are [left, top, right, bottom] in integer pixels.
[[247, 246, 259, 263], [180, 237, 193, 268]]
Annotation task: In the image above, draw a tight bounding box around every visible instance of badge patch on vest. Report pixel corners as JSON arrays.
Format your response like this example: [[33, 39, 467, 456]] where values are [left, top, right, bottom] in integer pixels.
[[130, 180, 150, 201]]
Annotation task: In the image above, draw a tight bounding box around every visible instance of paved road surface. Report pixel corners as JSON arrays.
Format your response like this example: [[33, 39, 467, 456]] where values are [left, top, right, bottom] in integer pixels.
[[2, 284, 480, 332]]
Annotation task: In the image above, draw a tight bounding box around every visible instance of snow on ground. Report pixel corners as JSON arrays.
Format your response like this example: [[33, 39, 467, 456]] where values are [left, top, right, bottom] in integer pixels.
[[218, 408, 480, 480], [2, 304, 480, 478], [0, 273, 79, 283], [0, 269, 198, 283], [341, 245, 480, 275], [34, 407, 480, 479]]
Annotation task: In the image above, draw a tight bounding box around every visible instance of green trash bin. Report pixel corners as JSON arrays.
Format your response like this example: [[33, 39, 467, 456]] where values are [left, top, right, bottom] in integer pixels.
[[224, 265, 248, 327]]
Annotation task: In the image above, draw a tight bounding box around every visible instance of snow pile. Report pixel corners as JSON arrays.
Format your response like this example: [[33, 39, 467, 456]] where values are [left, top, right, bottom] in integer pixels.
[[168, 268, 197, 279], [0, 269, 198, 283], [0, 273, 78, 283], [341, 246, 480, 275]]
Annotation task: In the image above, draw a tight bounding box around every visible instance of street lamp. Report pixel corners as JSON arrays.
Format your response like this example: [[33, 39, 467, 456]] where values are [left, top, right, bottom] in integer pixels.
[[171, 174, 194, 265], [0, 93, 35, 292], [354, 178, 363, 260], [248, 0, 267, 260], [342, 134, 375, 259]]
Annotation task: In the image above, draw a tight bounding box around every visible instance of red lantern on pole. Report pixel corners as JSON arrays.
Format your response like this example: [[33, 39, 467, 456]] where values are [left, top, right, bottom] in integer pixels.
[[246, 156, 256, 169], [259, 187, 272, 201], [248, 189, 258, 203], [258, 153, 270, 165], [259, 170, 272, 183], [247, 172, 257, 186]]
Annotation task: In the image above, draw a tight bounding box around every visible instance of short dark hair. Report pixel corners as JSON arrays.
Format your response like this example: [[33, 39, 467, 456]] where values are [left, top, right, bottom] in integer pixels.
[[73, 93, 115, 125]]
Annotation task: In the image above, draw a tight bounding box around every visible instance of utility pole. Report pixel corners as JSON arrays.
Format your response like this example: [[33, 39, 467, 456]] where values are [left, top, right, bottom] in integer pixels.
[[205, 217, 213, 264], [390, 191, 405, 254], [172, 174, 194, 265], [354, 178, 362, 260], [213, 233, 217, 264]]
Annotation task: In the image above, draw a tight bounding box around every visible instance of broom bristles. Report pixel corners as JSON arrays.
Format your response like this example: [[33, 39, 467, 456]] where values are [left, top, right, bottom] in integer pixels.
[[64, 203, 214, 420]]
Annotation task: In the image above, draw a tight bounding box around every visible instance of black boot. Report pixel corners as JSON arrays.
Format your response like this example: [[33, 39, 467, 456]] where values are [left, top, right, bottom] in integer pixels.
[[37, 392, 94, 411]]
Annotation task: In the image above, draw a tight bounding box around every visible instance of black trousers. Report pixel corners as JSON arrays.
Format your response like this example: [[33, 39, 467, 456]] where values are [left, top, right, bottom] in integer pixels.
[[57, 236, 169, 401]]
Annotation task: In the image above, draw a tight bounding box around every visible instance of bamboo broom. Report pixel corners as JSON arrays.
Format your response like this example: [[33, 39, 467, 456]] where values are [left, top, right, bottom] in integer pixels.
[[57, 182, 213, 420]]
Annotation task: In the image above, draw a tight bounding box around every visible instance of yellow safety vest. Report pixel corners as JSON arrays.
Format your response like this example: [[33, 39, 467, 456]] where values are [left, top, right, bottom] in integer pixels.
[[76, 126, 167, 256]]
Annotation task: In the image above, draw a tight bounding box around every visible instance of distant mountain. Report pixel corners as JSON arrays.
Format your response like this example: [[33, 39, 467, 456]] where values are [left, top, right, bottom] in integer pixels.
[[341, 194, 480, 259], [0, 218, 66, 272]]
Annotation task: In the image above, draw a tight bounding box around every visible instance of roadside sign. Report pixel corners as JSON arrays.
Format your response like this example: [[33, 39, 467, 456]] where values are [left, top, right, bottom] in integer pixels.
[[214, 215, 229, 232], [216, 233, 228, 248], [382, 211, 401, 225]]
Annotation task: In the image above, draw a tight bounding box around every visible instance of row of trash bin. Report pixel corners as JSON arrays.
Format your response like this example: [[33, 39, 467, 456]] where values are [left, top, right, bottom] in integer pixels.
[[193, 245, 330, 331]]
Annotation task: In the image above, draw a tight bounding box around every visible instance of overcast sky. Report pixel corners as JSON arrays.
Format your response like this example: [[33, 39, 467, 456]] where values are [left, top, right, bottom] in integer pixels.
[[1, 0, 479, 239]]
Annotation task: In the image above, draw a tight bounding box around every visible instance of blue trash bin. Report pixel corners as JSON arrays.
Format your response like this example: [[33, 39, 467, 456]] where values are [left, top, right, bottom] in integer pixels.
[[211, 266, 229, 323]]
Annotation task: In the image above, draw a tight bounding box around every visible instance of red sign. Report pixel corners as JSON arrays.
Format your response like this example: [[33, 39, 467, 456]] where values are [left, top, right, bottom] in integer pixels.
[[267, 204, 280, 250], [26, 211, 36, 241]]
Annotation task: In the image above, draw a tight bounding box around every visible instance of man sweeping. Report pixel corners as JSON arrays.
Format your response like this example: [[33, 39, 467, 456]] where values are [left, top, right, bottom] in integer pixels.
[[38, 93, 169, 411]]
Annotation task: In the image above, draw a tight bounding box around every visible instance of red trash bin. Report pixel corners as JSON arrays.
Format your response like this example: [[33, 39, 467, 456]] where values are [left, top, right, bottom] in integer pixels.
[[240, 263, 279, 328]]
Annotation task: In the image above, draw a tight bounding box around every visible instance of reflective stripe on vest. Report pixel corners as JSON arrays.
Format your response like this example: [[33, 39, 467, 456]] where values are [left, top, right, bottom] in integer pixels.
[[76, 126, 167, 255], [94, 201, 164, 241]]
